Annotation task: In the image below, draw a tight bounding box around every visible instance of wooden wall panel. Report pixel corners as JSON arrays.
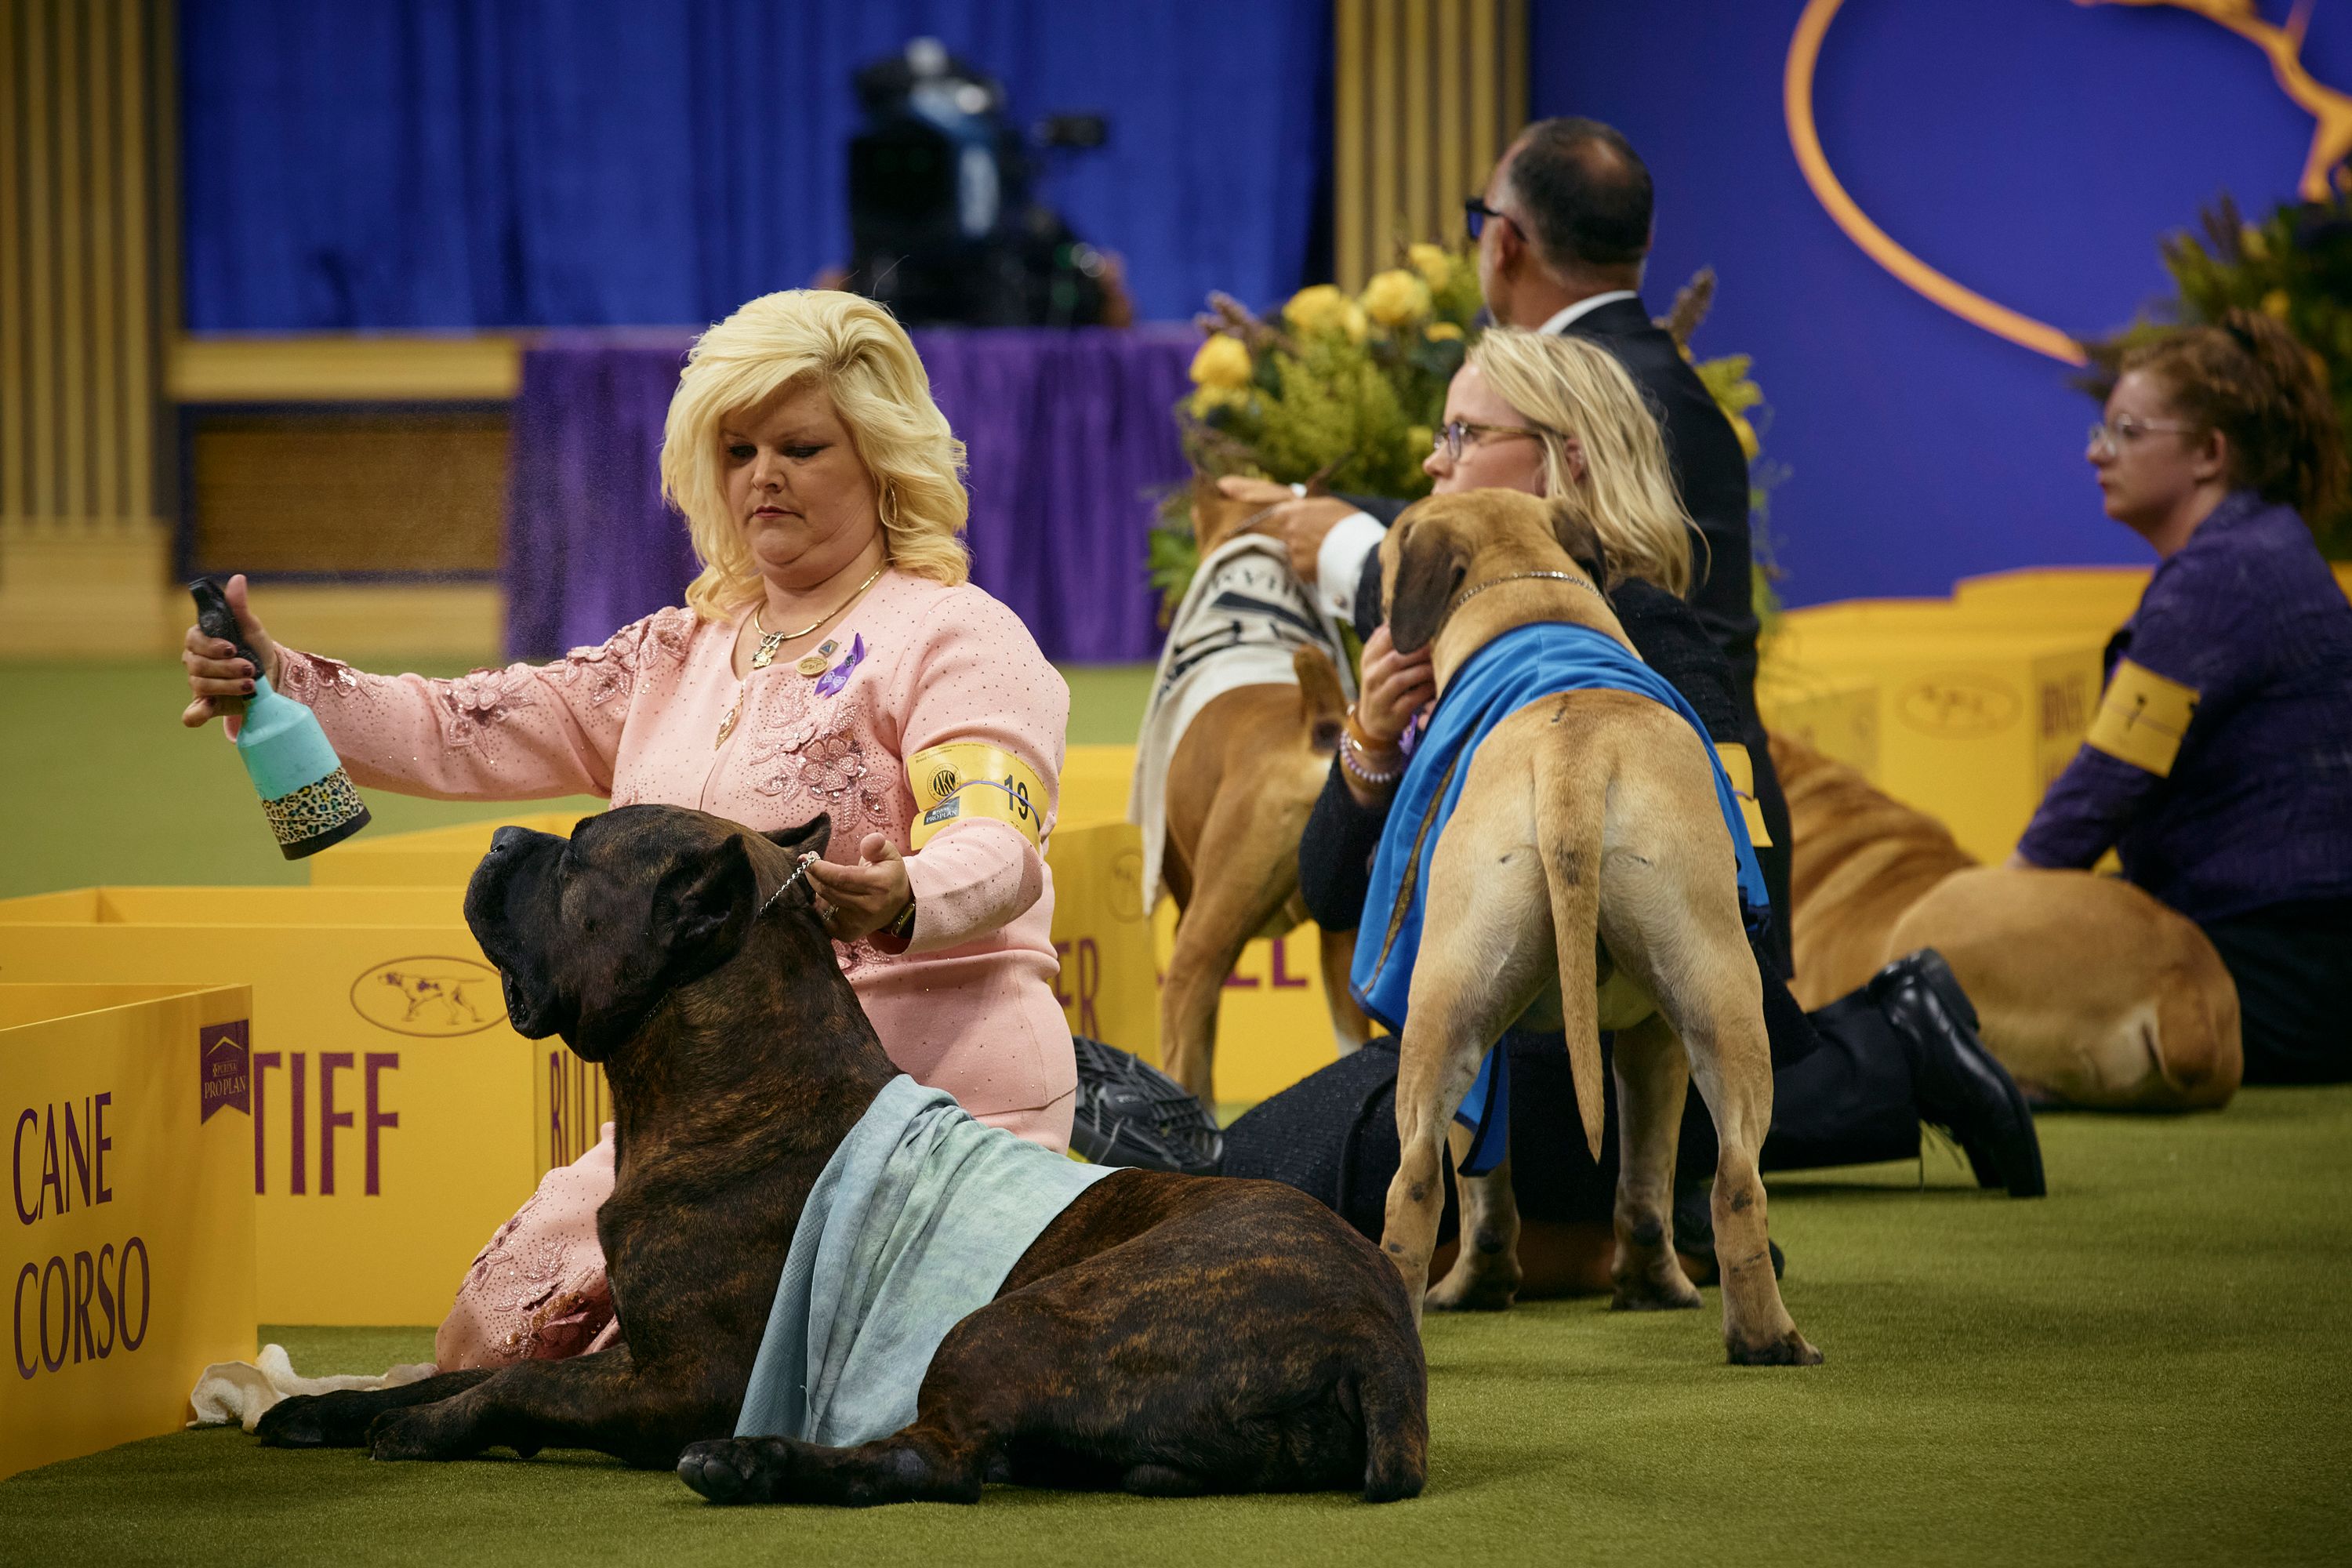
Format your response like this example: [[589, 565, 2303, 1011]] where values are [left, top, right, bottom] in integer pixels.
[[1332, 0, 1526, 291], [2, 0, 169, 528], [188, 412, 510, 577]]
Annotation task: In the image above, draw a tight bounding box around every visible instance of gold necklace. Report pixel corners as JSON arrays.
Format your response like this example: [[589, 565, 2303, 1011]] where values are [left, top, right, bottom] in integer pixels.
[[718, 563, 887, 749], [748, 562, 887, 672]]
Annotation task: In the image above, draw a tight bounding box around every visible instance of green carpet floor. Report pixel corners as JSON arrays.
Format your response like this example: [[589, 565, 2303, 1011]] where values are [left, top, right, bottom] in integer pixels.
[[4, 1093, 2347, 1566], [5, 660, 2347, 1563]]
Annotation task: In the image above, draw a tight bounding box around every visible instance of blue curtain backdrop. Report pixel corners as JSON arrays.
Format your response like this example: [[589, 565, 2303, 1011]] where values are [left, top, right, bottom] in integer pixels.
[[181, 0, 1330, 329], [1530, 0, 2349, 607]]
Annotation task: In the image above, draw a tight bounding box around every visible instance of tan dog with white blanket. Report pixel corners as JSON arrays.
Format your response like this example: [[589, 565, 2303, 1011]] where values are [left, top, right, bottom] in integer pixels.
[[1373, 491, 1819, 1367], [1770, 735, 2241, 1110], [1145, 481, 1369, 1102]]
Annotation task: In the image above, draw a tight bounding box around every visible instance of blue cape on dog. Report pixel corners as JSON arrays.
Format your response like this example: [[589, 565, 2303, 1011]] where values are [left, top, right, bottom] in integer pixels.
[[1348, 622, 1769, 1176]]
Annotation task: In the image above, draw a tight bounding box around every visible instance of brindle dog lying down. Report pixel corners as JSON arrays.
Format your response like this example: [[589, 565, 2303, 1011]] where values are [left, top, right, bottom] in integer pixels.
[[253, 807, 1426, 1505]]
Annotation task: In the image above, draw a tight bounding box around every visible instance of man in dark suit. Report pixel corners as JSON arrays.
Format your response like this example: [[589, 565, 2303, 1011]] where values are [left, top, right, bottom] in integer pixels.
[[1233, 117, 1791, 964]]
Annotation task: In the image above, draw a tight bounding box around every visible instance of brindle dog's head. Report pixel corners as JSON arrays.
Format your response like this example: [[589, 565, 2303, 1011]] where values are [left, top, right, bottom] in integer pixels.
[[463, 806, 833, 1062], [1379, 489, 1616, 661]]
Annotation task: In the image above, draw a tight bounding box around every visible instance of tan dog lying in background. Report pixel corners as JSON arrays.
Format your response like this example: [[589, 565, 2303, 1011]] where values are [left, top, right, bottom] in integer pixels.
[[1770, 735, 2241, 1110], [1154, 481, 1370, 1103], [1373, 491, 1818, 1367]]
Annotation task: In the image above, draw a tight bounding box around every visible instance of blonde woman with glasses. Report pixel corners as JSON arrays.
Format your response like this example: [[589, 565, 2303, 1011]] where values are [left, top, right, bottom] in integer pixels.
[[1214, 328, 2043, 1307], [180, 290, 1077, 1366]]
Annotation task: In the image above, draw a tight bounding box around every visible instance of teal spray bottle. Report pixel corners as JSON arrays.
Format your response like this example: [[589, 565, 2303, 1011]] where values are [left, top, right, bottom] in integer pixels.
[[191, 577, 372, 858]]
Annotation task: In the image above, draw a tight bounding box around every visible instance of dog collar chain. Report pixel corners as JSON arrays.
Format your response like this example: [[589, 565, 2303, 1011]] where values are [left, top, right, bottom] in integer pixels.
[[757, 851, 820, 920], [1447, 570, 1598, 614]]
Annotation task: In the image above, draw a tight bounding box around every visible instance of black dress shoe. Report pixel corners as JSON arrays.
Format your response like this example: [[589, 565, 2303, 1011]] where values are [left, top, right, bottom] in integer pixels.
[[1671, 1178, 1785, 1280], [1868, 950, 2046, 1198]]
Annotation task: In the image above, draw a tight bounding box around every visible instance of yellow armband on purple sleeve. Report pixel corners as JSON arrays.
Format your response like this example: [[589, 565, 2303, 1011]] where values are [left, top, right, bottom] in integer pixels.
[[1715, 742, 1773, 848], [2086, 659, 2199, 777], [906, 742, 1051, 851]]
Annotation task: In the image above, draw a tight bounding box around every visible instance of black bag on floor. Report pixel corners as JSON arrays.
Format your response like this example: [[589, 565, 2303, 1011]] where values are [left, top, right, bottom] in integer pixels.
[[1068, 1036, 1223, 1176]]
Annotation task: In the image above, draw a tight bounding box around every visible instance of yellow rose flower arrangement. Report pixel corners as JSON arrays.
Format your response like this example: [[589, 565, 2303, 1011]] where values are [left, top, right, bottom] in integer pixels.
[[1189, 333, 1253, 390], [1408, 243, 1453, 289], [1359, 268, 1432, 328], [1282, 284, 1367, 342], [1280, 284, 1346, 332]]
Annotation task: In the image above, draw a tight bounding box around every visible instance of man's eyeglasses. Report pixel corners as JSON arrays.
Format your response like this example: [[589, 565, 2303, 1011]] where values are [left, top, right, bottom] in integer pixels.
[[1464, 197, 1515, 243], [1433, 419, 1546, 461], [2086, 415, 2198, 456]]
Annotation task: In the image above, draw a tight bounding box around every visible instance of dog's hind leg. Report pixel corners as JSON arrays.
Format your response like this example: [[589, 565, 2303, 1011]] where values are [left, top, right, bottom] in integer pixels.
[[1160, 876, 1287, 1105], [1606, 1014, 1702, 1312], [679, 1417, 995, 1507], [1586, 720, 1818, 1365], [1668, 960, 1821, 1366], [1425, 1123, 1522, 1312], [1380, 757, 1557, 1323]]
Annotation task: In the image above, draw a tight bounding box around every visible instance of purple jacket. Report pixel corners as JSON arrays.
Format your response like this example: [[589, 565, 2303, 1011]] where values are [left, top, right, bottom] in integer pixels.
[[2016, 491, 2352, 923]]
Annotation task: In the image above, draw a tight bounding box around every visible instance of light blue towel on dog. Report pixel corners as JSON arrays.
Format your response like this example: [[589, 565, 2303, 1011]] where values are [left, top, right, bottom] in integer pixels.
[[735, 1074, 1118, 1448]]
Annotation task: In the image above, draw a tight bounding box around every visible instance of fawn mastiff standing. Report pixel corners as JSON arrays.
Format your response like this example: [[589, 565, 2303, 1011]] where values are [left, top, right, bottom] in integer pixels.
[[1366, 491, 1818, 1366]]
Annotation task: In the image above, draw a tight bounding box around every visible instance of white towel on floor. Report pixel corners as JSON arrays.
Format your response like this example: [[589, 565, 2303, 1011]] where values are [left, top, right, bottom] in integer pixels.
[[1128, 534, 1355, 914], [187, 1342, 437, 1431]]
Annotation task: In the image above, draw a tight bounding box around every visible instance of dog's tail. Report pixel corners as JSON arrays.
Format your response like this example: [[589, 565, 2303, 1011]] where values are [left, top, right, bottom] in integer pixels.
[[1534, 747, 1609, 1163], [1294, 644, 1348, 753], [1352, 1340, 1428, 1503]]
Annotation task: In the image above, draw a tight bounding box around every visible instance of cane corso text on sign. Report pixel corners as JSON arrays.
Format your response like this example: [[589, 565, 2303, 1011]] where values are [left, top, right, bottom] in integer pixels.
[[1, 983, 256, 1479]]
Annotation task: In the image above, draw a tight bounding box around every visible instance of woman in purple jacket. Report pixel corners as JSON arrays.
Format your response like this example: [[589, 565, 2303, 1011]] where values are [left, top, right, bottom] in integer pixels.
[[2014, 310, 2352, 1083]]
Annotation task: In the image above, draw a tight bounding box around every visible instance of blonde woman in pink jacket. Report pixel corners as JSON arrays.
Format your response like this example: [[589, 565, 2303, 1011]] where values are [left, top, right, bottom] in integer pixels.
[[180, 291, 1075, 1367]]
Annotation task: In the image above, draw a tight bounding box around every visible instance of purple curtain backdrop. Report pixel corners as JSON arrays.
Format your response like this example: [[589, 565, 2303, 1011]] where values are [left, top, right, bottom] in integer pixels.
[[504, 327, 1193, 663]]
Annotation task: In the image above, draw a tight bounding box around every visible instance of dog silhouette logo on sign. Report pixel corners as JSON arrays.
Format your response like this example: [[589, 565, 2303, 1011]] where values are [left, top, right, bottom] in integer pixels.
[[1897, 673, 2023, 738], [350, 956, 508, 1037]]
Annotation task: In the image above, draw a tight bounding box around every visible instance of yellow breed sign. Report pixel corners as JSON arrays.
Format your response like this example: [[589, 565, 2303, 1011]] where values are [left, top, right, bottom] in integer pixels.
[[2, 983, 256, 1479], [0, 888, 539, 1327]]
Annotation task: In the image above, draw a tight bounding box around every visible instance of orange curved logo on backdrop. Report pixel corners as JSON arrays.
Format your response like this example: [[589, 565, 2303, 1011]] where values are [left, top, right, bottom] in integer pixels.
[[1784, 0, 2352, 365]]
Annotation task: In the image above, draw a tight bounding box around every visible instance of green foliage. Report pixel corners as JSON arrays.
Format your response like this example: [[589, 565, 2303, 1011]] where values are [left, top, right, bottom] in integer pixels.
[[2087, 187, 2352, 557]]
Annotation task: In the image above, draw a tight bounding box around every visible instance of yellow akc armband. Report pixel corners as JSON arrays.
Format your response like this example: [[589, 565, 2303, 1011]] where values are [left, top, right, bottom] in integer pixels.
[[906, 742, 1051, 851], [1715, 742, 1773, 848], [2086, 659, 2199, 778]]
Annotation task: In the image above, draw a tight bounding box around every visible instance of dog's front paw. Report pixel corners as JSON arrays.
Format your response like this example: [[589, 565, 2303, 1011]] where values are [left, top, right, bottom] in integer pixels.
[[256, 1392, 373, 1448], [365, 1406, 471, 1462], [678, 1439, 775, 1504], [1726, 1330, 1824, 1367], [1425, 1255, 1519, 1312]]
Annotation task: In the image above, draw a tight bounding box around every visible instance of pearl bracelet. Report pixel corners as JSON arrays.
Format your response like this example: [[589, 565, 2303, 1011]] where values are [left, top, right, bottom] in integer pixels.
[[1341, 731, 1402, 787]]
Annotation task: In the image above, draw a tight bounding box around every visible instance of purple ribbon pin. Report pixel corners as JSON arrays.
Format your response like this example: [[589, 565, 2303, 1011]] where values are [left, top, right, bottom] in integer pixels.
[[814, 633, 866, 698]]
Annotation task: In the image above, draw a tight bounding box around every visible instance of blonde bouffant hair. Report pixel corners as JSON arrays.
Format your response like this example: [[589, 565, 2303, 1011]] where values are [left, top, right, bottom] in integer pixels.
[[1468, 327, 1697, 597], [662, 290, 971, 618]]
